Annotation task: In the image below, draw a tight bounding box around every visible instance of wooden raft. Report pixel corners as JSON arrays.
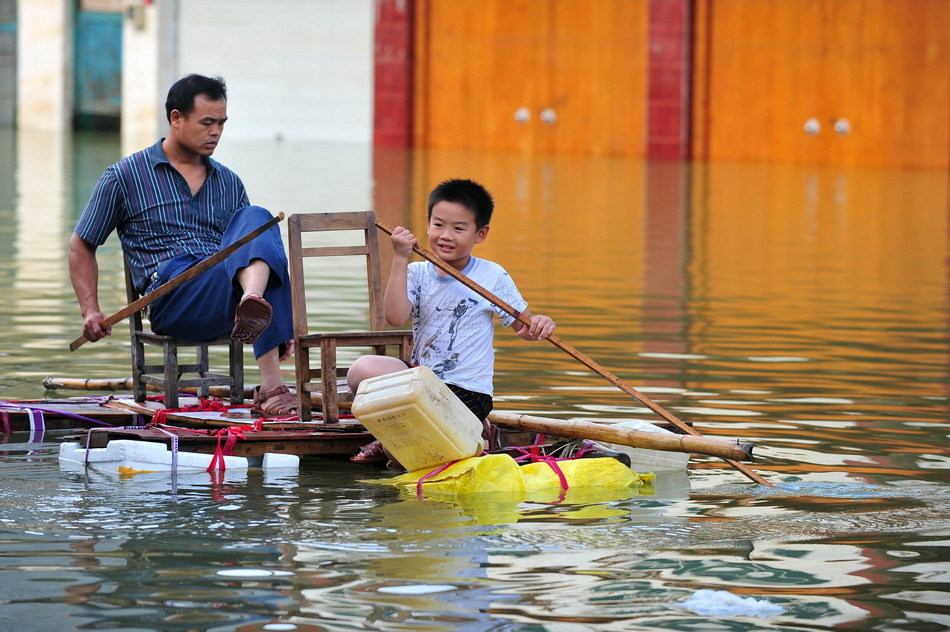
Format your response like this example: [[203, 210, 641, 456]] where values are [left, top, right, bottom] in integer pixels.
[[62, 397, 373, 458]]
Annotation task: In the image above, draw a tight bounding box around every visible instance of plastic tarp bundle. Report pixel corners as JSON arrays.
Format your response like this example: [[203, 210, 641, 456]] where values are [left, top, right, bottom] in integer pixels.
[[369, 453, 655, 504]]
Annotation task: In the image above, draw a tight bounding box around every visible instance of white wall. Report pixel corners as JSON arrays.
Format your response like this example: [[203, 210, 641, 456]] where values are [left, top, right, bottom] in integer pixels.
[[113, 0, 377, 215], [16, 0, 72, 131], [176, 0, 375, 144], [121, 0, 179, 155]]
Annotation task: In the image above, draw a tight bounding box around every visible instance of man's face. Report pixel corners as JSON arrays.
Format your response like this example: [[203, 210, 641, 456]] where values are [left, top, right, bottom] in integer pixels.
[[169, 94, 228, 157]]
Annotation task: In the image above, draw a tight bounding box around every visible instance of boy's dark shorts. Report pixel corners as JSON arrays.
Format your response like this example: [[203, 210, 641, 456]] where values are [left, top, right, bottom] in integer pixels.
[[400, 360, 493, 421]]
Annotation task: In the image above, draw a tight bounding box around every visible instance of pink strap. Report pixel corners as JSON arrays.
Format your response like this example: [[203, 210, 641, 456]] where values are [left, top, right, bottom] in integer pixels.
[[535, 456, 569, 491], [207, 434, 226, 473], [415, 460, 460, 498]]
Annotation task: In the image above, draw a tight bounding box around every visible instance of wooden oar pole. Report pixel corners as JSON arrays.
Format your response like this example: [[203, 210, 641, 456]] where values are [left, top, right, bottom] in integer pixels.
[[69, 212, 285, 352], [375, 217, 774, 487]]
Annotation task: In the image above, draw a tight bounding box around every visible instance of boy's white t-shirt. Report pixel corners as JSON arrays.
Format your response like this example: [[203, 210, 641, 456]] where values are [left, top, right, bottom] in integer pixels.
[[407, 256, 528, 396]]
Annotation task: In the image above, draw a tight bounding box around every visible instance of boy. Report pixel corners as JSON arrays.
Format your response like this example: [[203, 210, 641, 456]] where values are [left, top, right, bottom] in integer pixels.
[[347, 178, 556, 464]]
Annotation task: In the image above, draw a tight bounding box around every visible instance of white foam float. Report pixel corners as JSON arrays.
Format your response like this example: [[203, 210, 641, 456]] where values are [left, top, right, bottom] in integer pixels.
[[678, 589, 786, 618], [58, 439, 299, 475]]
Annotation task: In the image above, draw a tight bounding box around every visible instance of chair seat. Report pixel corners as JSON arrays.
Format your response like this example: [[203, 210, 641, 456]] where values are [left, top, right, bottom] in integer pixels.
[[136, 331, 232, 345], [296, 330, 413, 347], [295, 329, 413, 422]]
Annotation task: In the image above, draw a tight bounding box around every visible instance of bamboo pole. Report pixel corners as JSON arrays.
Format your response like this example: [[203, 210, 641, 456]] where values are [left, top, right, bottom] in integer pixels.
[[488, 411, 753, 462], [43, 376, 253, 399]]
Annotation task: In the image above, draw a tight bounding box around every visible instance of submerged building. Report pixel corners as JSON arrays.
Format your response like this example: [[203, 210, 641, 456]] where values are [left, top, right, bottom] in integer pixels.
[[6, 0, 949, 169]]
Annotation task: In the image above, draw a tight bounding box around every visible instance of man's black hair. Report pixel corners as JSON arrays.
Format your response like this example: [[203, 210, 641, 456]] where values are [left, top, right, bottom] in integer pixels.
[[165, 74, 227, 122]]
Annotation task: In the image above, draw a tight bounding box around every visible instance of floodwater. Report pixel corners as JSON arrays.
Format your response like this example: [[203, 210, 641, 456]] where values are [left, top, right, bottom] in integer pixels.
[[0, 126, 948, 631]]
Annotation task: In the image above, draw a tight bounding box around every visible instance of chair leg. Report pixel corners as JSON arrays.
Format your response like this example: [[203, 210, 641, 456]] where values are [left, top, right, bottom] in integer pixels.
[[163, 342, 180, 409], [400, 335, 413, 363], [321, 339, 338, 423], [295, 344, 312, 422], [230, 339, 244, 405], [130, 335, 147, 402], [196, 344, 210, 399]]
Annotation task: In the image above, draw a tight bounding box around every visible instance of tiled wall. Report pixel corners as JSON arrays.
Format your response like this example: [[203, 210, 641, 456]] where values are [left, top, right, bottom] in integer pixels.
[[373, 0, 413, 147], [0, 0, 15, 126], [646, 0, 691, 160]]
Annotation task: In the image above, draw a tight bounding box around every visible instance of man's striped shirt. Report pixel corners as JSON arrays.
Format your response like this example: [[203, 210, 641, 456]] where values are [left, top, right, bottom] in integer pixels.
[[74, 139, 249, 293]]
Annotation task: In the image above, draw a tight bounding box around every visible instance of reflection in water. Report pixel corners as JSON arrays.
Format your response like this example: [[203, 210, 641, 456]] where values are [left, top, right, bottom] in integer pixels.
[[0, 443, 944, 630], [11, 130, 71, 355], [0, 130, 948, 630]]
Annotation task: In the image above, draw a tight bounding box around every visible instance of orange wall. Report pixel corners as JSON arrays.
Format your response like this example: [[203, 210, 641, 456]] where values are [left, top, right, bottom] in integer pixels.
[[382, 0, 950, 168], [413, 0, 648, 157], [692, 0, 950, 169]]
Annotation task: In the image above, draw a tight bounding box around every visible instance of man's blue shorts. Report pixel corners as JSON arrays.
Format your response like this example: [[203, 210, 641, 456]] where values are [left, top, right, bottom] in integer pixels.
[[147, 206, 293, 359]]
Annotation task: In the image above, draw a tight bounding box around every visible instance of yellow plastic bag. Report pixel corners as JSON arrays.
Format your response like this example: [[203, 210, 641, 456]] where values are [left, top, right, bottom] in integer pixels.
[[365, 454, 658, 524], [522, 457, 641, 492], [521, 457, 654, 504], [375, 454, 526, 495], [369, 453, 654, 500]]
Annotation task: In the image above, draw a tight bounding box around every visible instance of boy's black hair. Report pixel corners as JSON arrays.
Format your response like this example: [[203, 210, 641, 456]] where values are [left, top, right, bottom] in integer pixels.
[[165, 74, 227, 122], [427, 179, 494, 229]]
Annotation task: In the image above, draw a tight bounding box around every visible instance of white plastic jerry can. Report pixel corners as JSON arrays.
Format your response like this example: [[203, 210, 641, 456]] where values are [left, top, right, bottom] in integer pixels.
[[351, 366, 487, 471]]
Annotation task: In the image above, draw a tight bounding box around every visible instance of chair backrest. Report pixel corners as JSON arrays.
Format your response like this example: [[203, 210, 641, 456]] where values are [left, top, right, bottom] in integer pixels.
[[123, 256, 146, 335], [287, 211, 389, 339]]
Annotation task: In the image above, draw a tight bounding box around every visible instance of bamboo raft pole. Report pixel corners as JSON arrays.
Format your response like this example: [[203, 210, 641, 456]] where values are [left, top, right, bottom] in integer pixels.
[[43, 376, 256, 399], [488, 412, 752, 462]]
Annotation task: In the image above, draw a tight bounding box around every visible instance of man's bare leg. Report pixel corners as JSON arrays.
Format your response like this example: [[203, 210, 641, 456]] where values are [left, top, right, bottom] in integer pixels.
[[257, 347, 284, 392], [236, 259, 294, 392], [237, 259, 270, 298]]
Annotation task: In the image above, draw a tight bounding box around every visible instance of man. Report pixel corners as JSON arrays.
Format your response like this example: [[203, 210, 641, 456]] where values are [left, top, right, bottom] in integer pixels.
[[69, 74, 297, 417]]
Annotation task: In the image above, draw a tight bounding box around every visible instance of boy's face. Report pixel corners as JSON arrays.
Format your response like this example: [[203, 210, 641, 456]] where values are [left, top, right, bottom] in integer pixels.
[[427, 200, 489, 270]]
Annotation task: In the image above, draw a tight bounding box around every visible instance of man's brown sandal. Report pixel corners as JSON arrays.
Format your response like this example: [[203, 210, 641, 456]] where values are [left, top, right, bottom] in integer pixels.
[[252, 384, 297, 417], [232, 294, 272, 344]]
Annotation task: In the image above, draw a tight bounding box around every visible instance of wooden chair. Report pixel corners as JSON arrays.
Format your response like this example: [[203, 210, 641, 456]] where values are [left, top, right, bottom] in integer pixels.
[[287, 211, 413, 422], [125, 259, 245, 409]]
